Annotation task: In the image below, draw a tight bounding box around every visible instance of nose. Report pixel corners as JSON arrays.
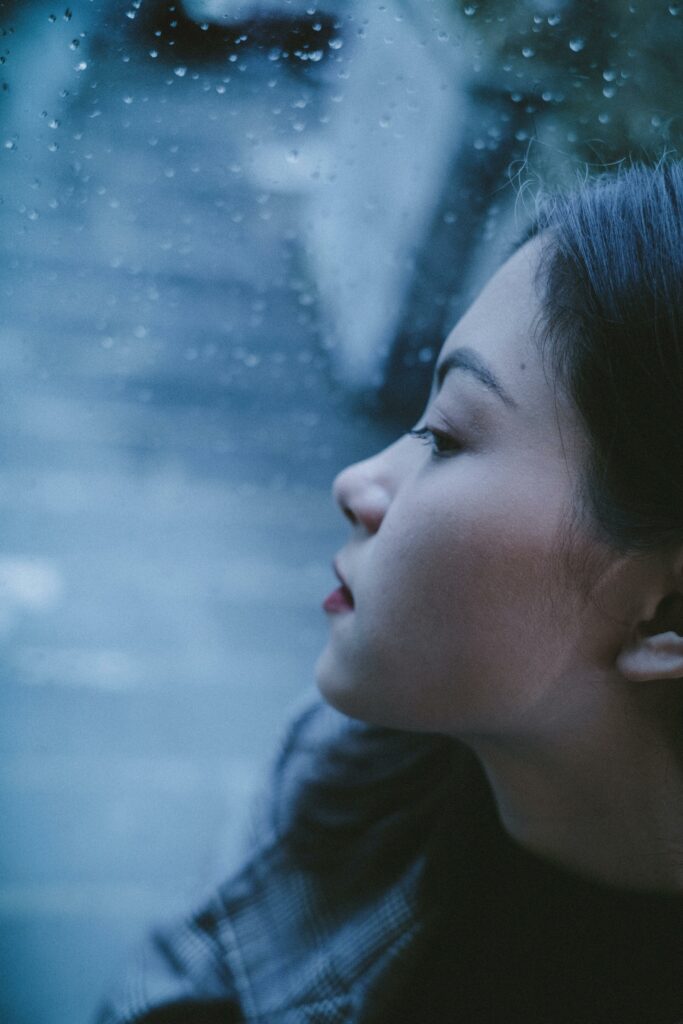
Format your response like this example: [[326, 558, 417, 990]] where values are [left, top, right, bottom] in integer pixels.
[[332, 437, 407, 535]]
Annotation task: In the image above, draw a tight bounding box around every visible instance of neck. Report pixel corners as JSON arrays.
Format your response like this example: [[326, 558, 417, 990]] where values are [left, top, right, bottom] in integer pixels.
[[469, 718, 683, 894]]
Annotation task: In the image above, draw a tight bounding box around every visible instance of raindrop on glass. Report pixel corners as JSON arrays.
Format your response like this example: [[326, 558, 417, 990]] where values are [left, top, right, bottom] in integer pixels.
[[569, 38, 585, 52], [174, 66, 187, 77]]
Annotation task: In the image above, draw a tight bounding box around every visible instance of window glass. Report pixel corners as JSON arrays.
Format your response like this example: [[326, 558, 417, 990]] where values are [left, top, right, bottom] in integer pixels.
[[0, 2, 681, 1019]]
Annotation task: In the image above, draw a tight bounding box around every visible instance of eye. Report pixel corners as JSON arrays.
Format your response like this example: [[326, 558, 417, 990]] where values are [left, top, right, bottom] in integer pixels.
[[409, 426, 462, 458]]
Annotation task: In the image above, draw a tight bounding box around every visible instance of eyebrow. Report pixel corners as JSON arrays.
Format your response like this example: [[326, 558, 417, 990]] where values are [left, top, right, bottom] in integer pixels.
[[433, 347, 517, 408]]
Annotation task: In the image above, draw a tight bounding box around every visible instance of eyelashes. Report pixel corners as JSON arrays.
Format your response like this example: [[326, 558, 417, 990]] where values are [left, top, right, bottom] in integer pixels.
[[409, 425, 463, 458]]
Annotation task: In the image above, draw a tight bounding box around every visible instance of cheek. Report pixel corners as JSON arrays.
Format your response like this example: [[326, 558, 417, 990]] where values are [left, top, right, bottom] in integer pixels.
[[365, 474, 580, 688]]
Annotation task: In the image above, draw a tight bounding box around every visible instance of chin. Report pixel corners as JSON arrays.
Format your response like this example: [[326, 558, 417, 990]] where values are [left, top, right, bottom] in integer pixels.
[[315, 650, 372, 722]]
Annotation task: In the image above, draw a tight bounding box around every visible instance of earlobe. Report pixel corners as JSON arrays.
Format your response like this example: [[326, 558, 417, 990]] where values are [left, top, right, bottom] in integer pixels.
[[617, 631, 683, 682], [616, 590, 683, 682]]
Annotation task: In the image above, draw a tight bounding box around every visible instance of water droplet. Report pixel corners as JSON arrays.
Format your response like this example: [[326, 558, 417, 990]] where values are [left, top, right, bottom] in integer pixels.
[[74, 61, 88, 72], [569, 37, 585, 52], [268, 47, 281, 61], [69, 38, 79, 49], [126, 9, 137, 19], [669, 4, 680, 13], [308, 49, 324, 61], [64, 7, 72, 20], [27, 209, 39, 221], [123, 95, 133, 105], [598, 112, 610, 124], [463, 3, 477, 15], [379, 113, 391, 127], [48, 14, 57, 23], [286, 149, 299, 163], [149, 49, 158, 58], [602, 69, 617, 81], [522, 47, 535, 58], [329, 37, 343, 50], [437, 29, 449, 41], [133, 325, 147, 339], [174, 66, 187, 77], [602, 85, 615, 98], [4, 139, 17, 150], [547, 13, 561, 26]]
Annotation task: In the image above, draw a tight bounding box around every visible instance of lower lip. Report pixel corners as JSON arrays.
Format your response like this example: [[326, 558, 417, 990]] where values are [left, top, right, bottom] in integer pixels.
[[323, 585, 354, 614]]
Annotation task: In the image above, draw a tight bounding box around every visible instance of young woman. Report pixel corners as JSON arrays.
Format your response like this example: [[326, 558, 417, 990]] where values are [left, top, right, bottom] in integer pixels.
[[98, 162, 683, 1024]]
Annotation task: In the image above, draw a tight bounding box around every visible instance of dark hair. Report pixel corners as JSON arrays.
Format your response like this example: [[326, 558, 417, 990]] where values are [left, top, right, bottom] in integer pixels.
[[536, 161, 683, 551], [276, 161, 683, 879]]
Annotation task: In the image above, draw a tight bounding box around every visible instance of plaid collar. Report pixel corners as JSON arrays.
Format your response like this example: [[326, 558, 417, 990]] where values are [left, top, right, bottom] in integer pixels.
[[211, 833, 426, 1023]]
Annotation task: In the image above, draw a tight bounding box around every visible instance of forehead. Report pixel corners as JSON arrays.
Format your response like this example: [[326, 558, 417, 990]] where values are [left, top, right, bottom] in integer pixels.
[[443, 240, 542, 377], [439, 238, 558, 421]]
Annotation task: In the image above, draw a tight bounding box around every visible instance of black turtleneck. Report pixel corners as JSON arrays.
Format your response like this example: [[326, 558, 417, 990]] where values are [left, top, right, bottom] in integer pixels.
[[385, 763, 683, 1024]]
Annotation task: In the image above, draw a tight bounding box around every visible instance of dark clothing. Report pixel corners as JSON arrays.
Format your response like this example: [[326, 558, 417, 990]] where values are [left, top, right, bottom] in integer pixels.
[[97, 697, 683, 1024]]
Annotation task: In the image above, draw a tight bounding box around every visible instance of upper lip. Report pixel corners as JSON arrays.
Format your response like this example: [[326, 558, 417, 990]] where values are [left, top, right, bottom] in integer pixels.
[[333, 558, 353, 598]]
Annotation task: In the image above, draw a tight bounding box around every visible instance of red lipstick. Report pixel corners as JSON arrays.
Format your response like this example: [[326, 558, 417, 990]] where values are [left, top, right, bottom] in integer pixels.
[[323, 562, 354, 613]]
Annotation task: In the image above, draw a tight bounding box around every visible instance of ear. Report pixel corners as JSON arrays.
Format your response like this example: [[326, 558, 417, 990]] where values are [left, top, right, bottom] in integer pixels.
[[616, 592, 683, 682]]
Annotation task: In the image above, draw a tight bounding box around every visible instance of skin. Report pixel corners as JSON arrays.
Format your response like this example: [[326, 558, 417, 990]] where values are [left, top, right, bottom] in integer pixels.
[[316, 238, 683, 892]]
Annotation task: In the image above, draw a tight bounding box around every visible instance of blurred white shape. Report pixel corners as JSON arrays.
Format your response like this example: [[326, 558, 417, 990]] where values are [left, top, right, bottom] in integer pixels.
[[182, 0, 341, 20], [0, 556, 63, 621], [16, 646, 142, 691], [242, 0, 468, 389], [305, 1, 467, 388]]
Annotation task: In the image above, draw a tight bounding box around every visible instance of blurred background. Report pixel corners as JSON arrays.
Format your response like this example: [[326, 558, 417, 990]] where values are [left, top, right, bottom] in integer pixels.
[[1, 1, 682, 1020]]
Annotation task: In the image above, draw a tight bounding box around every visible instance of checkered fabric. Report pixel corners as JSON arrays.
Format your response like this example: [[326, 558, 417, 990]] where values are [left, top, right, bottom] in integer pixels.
[[95, 697, 426, 1024]]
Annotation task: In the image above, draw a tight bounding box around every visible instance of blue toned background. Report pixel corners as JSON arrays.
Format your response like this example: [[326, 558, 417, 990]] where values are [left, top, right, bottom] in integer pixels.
[[0, 3, 405, 1019], [3, 1, 683, 1020]]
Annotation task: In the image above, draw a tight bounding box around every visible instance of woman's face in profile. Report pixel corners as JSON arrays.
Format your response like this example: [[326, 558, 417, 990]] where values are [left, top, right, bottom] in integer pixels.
[[316, 240, 622, 745]]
